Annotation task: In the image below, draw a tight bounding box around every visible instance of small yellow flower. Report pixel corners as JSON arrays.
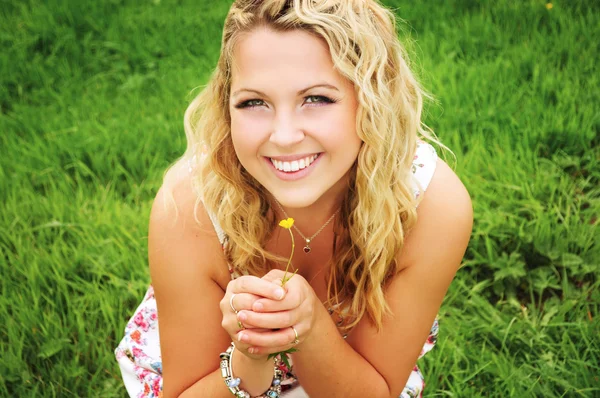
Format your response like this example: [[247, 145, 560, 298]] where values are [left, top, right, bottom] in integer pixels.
[[278, 218, 295, 229], [546, 3, 553, 9]]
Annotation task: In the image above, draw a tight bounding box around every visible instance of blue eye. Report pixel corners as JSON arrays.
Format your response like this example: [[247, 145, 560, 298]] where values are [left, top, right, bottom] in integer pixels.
[[235, 99, 265, 109], [305, 95, 336, 105]]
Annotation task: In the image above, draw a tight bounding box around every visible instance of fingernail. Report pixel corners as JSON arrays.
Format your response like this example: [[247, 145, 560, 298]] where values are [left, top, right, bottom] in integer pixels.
[[238, 312, 247, 321], [253, 302, 263, 311], [238, 333, 246, 342], [275, 288, 285, 299]]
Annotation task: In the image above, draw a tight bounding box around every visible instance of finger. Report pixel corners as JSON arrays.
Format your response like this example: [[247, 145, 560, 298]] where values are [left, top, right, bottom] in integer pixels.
[[261, 269, 287, 283], [222, 313, 246, 337], [251, 288, 302, 312], [222, 305, 268, 335], [251, 297, 297, 313], [236, 326, 300, 348], [237, 309, 297, 330], [228, 292, 262, 313], [231, 275, 286, 300], [263, 269, 306, 286], [230, 323, 268, 337]]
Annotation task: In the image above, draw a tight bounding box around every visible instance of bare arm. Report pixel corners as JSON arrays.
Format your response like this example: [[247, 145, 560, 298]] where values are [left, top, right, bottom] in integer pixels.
[[149, 166, 276, 397]]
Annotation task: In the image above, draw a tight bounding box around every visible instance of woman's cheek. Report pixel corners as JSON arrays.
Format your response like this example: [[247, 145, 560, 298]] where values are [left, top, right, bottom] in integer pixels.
[[232, 114, 271, 140]]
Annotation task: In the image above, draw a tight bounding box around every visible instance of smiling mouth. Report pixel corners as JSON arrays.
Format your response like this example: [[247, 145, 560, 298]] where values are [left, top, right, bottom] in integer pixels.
[[269, 153, 321, 173]]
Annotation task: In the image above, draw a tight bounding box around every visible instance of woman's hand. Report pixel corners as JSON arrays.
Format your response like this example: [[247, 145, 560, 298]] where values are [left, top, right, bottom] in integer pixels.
[[219, 275, 287, 360], [233, 269, 319, 356]]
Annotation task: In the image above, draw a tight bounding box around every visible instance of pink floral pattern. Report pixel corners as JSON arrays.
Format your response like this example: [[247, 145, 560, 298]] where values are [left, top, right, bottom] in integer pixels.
[[115, 287, 163, 398], [115, 141, 439, 397]]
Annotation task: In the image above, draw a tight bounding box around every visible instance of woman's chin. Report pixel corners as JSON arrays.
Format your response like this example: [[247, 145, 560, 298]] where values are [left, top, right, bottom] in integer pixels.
[[269, 191, 320, 210]]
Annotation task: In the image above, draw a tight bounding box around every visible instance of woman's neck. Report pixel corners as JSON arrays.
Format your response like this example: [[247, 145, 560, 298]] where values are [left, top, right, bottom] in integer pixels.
[[269, 182, 347, 237]]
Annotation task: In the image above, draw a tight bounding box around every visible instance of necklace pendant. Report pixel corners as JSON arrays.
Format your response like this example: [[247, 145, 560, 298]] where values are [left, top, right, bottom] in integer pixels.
[[303, 239, 311, 254]]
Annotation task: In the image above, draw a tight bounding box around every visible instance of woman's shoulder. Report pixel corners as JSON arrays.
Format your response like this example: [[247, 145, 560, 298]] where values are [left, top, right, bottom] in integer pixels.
[[422, 157, 472, 226], [401, 148, 473, 269], [148, 157, 231, 289], [151, 157, 206, 236]]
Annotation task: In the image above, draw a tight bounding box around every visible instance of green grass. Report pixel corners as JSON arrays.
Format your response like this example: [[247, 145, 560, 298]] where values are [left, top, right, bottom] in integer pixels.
[[1, 0, 598, 396]]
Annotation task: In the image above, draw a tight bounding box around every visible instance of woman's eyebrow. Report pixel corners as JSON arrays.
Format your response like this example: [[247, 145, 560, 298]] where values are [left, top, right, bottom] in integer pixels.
[[231, 83, 339, 98], [231, 88, 267, 98], [298, 83, 340, 95]]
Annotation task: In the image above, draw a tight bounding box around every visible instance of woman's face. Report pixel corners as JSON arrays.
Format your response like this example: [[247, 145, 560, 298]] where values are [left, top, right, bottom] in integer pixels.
[[229, 27, 362, 209]]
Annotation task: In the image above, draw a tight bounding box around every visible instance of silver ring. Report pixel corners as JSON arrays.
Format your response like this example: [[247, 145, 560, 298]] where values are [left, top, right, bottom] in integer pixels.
[[291, 326, 299, 345], [229, 293, 239, 314]]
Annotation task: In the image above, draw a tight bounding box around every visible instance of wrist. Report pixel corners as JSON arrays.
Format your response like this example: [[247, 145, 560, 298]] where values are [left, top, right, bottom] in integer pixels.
[[223, 343, 282, 397], [299, 299, 328, 347], [235, 345, 273, 370]]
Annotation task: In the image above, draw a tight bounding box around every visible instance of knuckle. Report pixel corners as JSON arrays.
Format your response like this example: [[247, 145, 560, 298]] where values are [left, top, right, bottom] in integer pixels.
[[292, 295, 302, 310], [238, 276, 252, 292], [243, 294, 253, 307], [297, 291, 306, 302], [237, 278, 246, 291], [248, 294, 259, 306], [232, 293, 241, 309]]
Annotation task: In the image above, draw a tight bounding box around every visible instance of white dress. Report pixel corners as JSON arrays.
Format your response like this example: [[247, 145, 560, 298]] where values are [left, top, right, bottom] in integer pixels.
[[115, 141, 439, 398]]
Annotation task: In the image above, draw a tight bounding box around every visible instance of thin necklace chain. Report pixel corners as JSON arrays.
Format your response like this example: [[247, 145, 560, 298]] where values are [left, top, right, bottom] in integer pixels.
[[275, 200, 340, 253]]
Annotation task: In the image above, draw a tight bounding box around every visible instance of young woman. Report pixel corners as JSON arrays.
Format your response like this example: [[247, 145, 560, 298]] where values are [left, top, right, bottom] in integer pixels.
[[115, 1, 473, 397]]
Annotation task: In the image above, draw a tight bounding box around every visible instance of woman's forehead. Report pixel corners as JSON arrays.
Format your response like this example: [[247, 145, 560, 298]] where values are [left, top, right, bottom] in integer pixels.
[[230, 27, 341, 91]]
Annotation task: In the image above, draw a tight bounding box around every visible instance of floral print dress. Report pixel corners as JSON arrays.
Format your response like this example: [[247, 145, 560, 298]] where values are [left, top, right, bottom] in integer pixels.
[[115, 141, 439, 398]]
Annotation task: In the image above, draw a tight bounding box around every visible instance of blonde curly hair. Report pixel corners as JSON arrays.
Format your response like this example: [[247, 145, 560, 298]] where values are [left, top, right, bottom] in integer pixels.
[[174, 0, 445, 331]]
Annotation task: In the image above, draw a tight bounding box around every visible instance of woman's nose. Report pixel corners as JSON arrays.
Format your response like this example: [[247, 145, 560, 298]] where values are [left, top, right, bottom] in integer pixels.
[[269, 113, 304, 148]]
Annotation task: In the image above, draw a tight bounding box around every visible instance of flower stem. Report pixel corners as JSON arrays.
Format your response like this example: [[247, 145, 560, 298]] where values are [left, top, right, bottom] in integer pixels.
[[281, 228, 297, 286], [271, 218, 300, 366]]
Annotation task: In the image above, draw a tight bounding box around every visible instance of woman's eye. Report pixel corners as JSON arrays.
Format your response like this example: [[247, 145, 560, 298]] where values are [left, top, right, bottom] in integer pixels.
[[304, 95, 335, 105], [236, 99, 265, 108]]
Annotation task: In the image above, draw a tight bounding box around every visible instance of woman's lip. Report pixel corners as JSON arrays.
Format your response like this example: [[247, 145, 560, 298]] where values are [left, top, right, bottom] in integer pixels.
[[264, 153, 322, 181]]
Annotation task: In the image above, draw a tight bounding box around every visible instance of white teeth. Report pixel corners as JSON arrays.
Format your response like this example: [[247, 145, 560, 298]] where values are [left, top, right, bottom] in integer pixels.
[[270, 154, 318, 172]]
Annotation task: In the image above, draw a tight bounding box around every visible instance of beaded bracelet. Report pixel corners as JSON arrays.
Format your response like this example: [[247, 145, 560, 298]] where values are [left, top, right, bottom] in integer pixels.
[[219, 342, 283, 398]]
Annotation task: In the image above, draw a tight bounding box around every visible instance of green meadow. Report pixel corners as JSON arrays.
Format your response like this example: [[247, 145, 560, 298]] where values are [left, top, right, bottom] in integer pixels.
[[1, 0, 598, 396]]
